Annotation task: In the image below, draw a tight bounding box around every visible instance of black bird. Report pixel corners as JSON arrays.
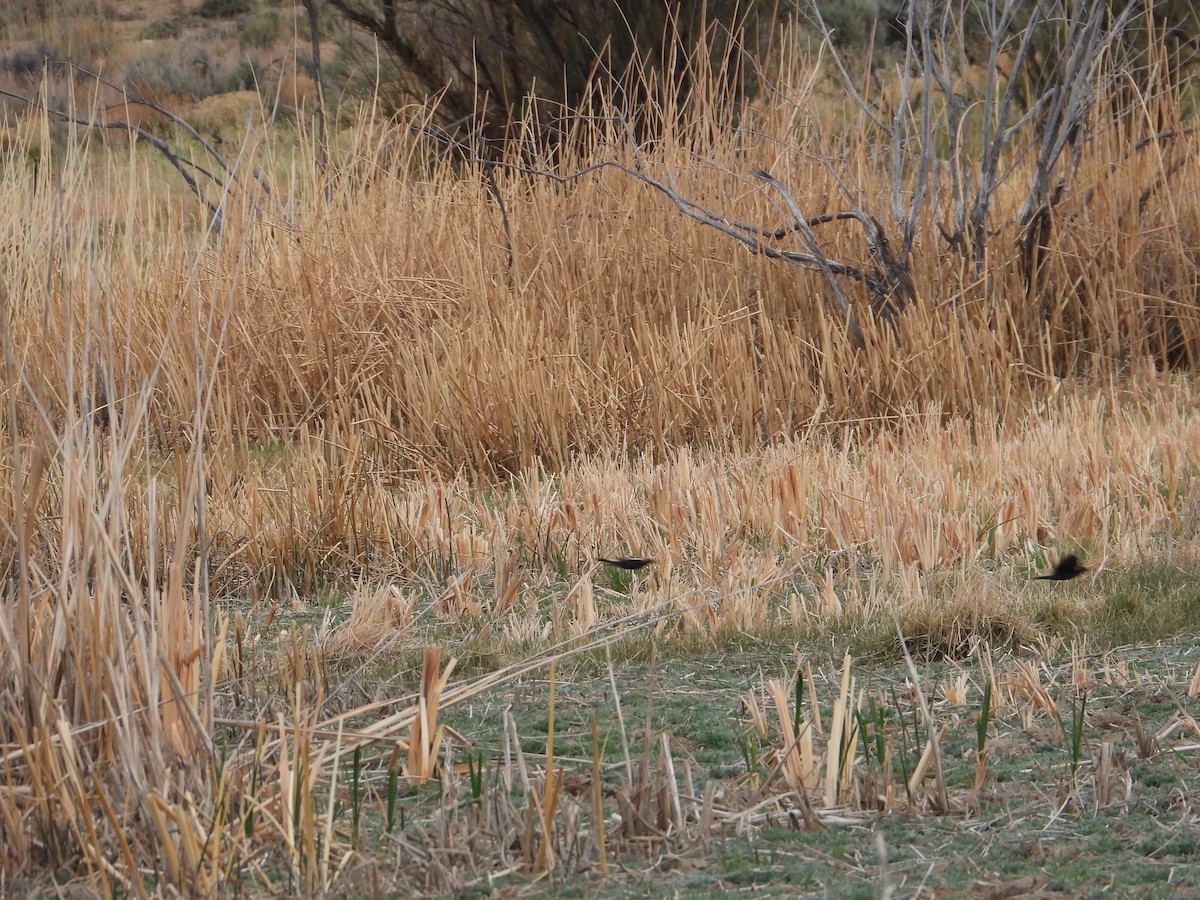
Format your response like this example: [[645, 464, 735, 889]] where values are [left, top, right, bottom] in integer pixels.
[[1036, 554, 1088, 581], [597, 556, 655, 571]]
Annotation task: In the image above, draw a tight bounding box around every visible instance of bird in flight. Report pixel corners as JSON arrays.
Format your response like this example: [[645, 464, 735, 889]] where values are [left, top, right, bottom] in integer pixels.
[[597, 556, 655, 571], [1036, 554, 1088, 581]]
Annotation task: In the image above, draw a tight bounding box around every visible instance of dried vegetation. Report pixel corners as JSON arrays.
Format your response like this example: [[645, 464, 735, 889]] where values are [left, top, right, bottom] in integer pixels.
[[1, 4, 1200, 894]]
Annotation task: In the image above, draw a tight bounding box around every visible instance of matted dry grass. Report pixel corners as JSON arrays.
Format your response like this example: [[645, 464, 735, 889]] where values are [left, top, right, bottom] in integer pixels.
[[1, 37, 1199, 893], [207, 374, 1200, 643]]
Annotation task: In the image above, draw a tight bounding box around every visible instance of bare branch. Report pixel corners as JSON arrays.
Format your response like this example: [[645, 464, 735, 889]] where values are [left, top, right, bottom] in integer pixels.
[[0, 62, 278, 229], [750, 168, 856, 332], [0, 83, 225, 226]]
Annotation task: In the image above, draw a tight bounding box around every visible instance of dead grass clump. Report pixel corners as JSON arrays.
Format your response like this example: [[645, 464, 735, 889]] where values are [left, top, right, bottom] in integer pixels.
[[888, 574, 1041, 661], [895, 599, 1037, 662], [0, 437, 217, 894], [319, 582, 417, 660], [185, 89, 263, 133]]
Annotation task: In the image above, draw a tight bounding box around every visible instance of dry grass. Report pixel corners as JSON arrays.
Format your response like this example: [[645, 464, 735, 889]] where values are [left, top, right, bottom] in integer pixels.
[[1, 32, 1199, 894]]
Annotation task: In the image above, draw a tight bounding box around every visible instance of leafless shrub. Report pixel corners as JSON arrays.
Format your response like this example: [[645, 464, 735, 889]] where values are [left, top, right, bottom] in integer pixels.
[[325, 0, 769, 145]]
